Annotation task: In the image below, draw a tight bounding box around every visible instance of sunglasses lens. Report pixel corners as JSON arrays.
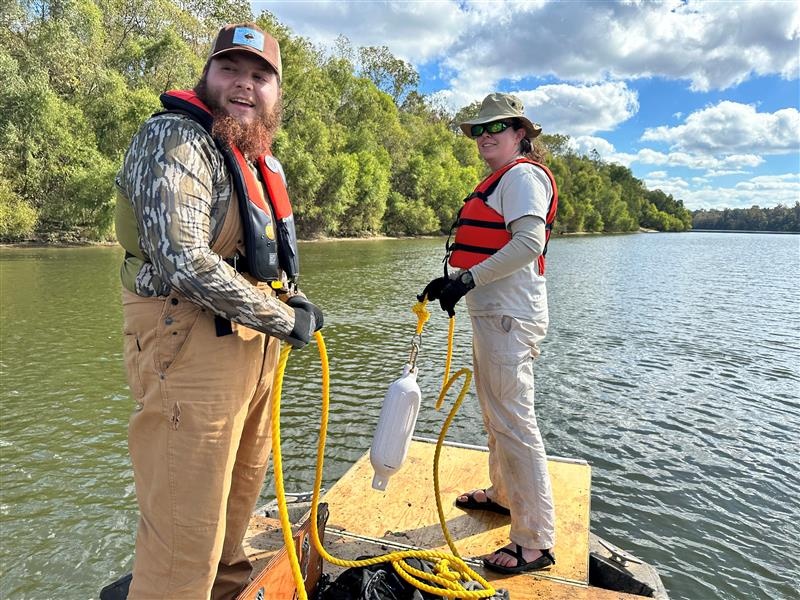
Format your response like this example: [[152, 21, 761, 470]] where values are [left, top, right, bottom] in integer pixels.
[[471, 121, 510, 137]]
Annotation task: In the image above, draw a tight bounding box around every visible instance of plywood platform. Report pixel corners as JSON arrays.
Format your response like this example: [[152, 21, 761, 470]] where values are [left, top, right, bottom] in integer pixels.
[[322, 439, 591, 585], [243, 438, 652, 599]]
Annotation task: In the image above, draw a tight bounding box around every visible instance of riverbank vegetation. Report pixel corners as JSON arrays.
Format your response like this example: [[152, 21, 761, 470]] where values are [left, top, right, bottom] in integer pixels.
[[692, 203, 800, 232], [1, 0, 693, 243]]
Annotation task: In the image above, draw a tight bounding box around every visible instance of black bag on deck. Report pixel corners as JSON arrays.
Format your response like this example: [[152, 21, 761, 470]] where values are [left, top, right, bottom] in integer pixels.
[[317, 556, 443, 600], [317, 556, 510, 600], [99, 572, 131, 600]]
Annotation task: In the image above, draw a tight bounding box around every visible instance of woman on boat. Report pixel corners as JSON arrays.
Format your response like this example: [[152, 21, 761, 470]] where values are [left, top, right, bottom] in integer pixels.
[[419, 92, 558, 574]]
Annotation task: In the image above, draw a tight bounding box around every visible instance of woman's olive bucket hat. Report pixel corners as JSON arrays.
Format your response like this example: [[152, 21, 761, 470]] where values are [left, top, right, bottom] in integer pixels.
[[459, 93, 542, 139]]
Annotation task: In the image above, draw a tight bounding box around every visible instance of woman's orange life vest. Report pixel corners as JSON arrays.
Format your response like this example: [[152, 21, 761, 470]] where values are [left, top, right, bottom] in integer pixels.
[[446, 158, 558, 275], [160, 90, 299, 284]]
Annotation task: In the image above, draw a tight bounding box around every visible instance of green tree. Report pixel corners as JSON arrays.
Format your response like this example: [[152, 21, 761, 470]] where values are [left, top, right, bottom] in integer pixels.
[[0, 177, 38, 240], [358, 45, 419, 105], [595, 185, 636, 232], [340, 149, 391, 235], [692, 203, 799, 232], [382, 192, 440, 236]]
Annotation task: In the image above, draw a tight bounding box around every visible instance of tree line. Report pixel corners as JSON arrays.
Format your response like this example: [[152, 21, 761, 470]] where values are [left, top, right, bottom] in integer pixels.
[[692, 203, 800, 232], [1, 0, 693, 243]]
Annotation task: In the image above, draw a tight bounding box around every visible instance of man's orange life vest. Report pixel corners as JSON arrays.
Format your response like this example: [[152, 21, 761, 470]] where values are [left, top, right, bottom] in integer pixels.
[[160, 90, 299, 284], [446, 158, 558, 275]]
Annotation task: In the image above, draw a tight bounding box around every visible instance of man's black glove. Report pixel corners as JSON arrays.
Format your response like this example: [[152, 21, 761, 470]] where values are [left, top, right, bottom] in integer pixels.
[[286, 296, 324, 348], [438, 271, 475, 317], [417, 277, 449, 302]]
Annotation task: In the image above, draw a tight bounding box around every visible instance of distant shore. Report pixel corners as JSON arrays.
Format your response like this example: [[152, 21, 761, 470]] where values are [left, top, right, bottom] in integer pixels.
[[0, 228, 669, 248], [689, 229, 799, 234]]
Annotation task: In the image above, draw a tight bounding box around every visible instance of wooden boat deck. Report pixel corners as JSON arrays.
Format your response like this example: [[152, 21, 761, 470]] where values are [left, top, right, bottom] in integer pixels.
[[243, 439, 649, 599]]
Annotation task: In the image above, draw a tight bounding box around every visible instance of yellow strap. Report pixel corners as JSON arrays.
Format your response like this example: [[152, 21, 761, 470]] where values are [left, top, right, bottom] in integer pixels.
[[271, 308, 495, 599]]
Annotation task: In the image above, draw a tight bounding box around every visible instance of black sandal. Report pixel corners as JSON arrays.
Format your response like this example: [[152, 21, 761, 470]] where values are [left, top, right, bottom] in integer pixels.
[[483, 546, 555, 574], [455, 490, 510, 516]]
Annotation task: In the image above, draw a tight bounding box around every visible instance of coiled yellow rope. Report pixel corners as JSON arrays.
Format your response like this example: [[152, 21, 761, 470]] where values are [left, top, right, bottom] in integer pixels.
[[270, 300, 495, 599]]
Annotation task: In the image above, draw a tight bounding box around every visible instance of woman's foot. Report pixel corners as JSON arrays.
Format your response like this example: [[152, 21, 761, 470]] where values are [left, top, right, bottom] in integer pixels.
[[455, 489, 510, 515], [482, 544, 555, 574]]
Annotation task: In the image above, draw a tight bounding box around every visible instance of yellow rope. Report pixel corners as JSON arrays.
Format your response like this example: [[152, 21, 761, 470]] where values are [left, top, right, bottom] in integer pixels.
[[438, 316, 457, 410], [412, 300, 430, 335], [271, 303, 495, 599]]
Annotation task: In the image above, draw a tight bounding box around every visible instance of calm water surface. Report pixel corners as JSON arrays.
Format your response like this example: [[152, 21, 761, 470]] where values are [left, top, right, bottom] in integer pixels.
[[1, 233, 798, 599]]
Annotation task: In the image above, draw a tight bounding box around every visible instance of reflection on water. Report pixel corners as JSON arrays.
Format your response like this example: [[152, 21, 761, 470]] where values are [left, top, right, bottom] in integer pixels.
[[1, 233, 798, 599]]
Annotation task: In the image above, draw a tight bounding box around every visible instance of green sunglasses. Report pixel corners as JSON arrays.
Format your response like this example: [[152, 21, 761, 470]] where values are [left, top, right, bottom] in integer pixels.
[[470, 120, 513, 138]]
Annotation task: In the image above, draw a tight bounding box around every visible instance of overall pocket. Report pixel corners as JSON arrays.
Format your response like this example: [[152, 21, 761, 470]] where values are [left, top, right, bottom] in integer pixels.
[[155, 294, 202, 372], [122, 333, 145, 401]]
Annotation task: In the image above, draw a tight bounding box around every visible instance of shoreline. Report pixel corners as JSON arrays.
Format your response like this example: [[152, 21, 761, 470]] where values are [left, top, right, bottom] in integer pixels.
[[0, 229, 661, 249]]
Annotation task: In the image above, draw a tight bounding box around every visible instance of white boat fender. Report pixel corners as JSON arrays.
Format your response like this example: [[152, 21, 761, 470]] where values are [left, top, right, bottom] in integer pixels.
[[369, 363, 422, 490]]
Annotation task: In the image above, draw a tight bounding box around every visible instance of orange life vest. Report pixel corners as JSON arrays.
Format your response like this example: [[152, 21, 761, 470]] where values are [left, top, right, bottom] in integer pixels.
[[160, 90, 299, 284], [446, 158, 558, 275]]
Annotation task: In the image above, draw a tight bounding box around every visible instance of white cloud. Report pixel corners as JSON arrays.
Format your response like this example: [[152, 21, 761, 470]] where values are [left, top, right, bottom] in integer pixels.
[[577, 138, 766, 173], [636, 149, 669, 165], [642, 101, 800, 155], [256, 0, 464, 63], [657, 151, 765, 171], [705, 169, 749, 177], [644, 172, 800, 210], [517, 82, 639, 136], [569, 135, 637, 166], [264, 1, 800, 94]]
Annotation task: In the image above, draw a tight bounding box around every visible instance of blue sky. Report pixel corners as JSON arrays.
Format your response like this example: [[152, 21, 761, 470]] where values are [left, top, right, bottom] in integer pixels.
[[256, 0, 800, 211]]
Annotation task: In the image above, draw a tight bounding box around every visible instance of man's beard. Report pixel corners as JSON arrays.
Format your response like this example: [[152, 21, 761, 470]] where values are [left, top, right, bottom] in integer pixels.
[[195, 78, 282, 159]]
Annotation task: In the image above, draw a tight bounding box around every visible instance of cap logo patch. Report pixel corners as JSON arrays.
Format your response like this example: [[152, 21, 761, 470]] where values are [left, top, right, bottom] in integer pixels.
[[232, 27, 265, 52]]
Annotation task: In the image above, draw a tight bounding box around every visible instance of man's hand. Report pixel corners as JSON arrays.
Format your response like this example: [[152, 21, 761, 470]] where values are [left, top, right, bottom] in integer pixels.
[[286, 296, 324, 348], [438, 271, 475, 317], [417, 277, 449, 302]]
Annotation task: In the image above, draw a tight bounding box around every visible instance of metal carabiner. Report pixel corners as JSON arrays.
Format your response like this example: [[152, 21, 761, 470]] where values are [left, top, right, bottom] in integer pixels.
[[407, 333, 422, 371]]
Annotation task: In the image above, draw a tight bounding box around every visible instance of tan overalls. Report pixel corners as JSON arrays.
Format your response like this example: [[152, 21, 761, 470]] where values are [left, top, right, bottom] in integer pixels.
[[122, 192, 280, 599]]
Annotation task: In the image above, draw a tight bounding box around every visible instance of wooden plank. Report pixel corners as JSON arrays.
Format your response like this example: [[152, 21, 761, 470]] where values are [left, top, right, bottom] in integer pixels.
[[322, 439, 591, 585], [240, 507, 327, 600]]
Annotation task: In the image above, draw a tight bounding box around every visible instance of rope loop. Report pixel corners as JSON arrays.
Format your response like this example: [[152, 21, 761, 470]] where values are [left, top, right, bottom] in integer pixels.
[[270, 304, 495, 599]]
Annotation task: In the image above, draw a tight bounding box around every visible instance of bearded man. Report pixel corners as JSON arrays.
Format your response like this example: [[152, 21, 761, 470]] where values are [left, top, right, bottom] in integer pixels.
[[114, 23, 322, 599]]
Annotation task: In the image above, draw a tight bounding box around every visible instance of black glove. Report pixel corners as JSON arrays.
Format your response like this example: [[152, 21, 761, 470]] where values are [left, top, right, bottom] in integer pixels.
[[438, 271, 475, 317], [286, 296, 324, 348], [417, 277, 449, 302]]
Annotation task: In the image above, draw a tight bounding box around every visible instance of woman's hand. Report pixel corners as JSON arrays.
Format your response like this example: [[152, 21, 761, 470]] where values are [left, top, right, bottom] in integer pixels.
[[418, 272, 475, 316], [417, 277, 449, 302]]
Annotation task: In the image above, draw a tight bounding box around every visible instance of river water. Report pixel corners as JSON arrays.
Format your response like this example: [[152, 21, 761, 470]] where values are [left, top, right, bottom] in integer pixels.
[[1, 233, 798, 600]]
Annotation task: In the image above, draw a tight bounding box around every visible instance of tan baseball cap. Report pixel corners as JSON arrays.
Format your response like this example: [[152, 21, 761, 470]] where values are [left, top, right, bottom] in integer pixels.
[[209, 23, 282, 81], [459, 93, 542, 139]]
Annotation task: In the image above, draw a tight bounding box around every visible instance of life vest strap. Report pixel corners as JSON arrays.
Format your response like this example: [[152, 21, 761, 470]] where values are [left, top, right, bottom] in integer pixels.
[[457, 217, 506, 230], [447, 242, 498, 257]]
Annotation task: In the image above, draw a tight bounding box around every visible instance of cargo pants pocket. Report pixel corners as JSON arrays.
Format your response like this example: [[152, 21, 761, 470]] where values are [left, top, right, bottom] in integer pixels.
[[123, 333, 145, 401], [155, 294, 202, 373]]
